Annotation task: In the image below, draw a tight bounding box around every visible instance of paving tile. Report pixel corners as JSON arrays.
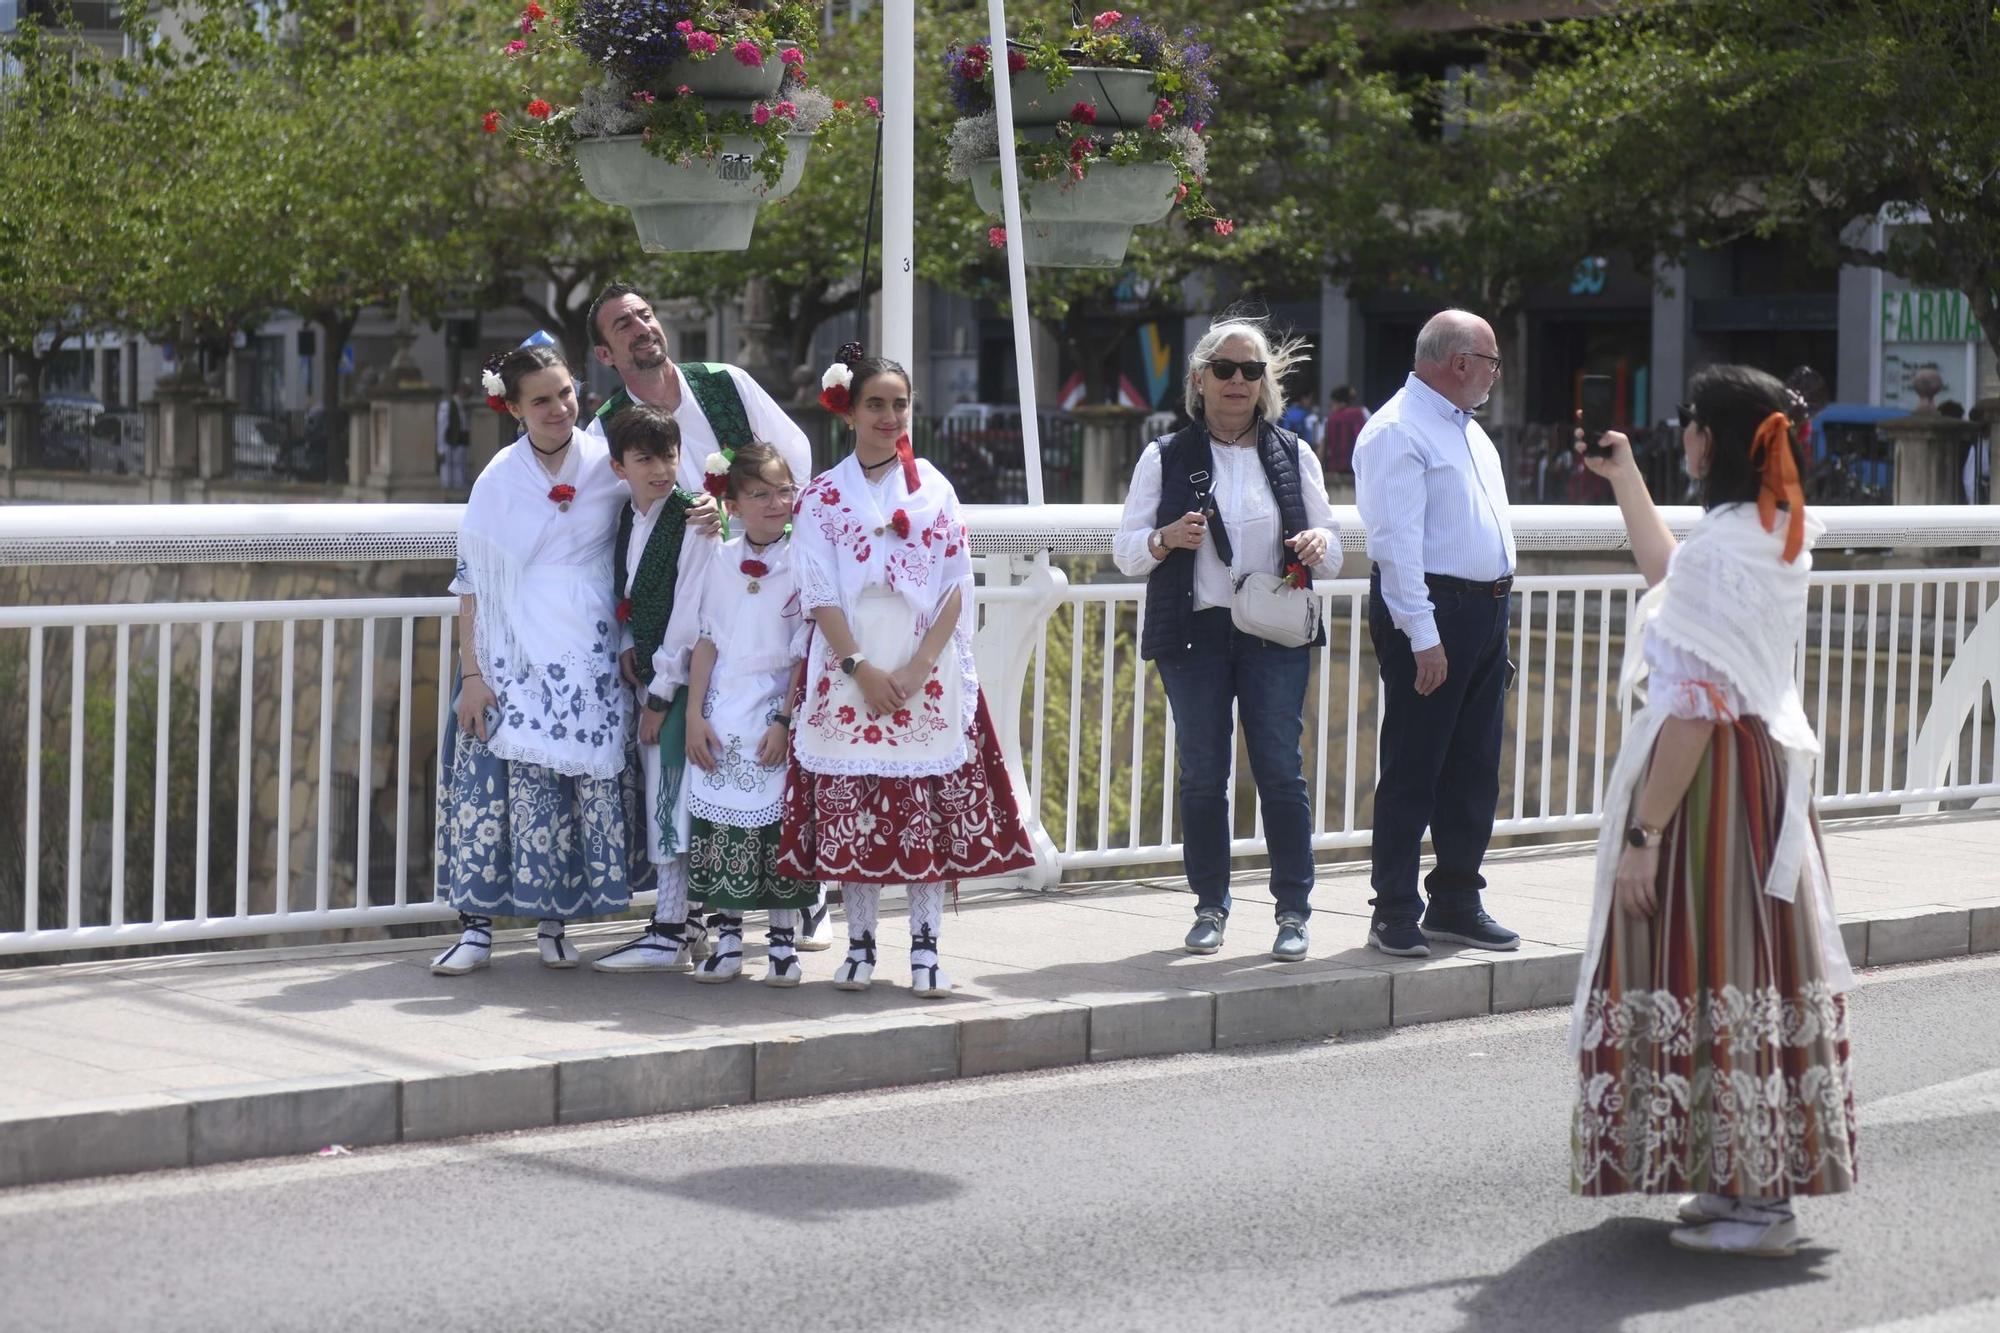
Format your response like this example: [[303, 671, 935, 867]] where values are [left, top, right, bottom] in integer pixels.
[[182, 1073, 400, 1166], [958, 1002, 1090, 1077], [1072, 989, 1213, 1062], [547, 1038, 754, 1124], [754, 1016, 959, 1102], [0, 1094, 189, 1188], [396, 1056, 558, 1142], [1211, 969, 1390, 1048]]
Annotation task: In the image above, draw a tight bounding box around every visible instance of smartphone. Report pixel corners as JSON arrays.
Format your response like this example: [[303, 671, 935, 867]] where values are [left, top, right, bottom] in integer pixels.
[[1580, 374, 1615, 457]]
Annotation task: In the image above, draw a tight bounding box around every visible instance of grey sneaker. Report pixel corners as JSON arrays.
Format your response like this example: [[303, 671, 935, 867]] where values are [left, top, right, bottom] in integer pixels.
[[1183, 909, 1226, 954], [1271, 914, 1309, 962]]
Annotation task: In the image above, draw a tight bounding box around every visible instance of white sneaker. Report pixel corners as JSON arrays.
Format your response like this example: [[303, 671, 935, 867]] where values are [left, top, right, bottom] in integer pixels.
[[693, 917, 744, 984], [590, 922, 695, 973], [796, 896, 835, 952], [1675, 1193, 1738, 1225], [833, 932, 876, 991], [1669, 1205, 1800, 1258], [430, 916, 493, 976], [763, 926, 802, 987], [909, 927, 952, 998], [537, 921, 578, 969]]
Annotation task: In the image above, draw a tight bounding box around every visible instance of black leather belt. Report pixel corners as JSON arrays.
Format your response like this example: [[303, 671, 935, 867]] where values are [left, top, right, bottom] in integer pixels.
[[1424, 571, 1514, 598]]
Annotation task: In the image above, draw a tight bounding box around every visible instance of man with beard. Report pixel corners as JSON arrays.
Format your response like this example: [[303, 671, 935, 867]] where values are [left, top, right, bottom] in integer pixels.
[[581, 282, 832, 969], [583, 283, 813, 493], [1353, 309, 1521, 960]]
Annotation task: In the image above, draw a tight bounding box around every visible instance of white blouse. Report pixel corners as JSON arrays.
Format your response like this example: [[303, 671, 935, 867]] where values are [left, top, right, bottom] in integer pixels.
[[1645, 638, 1747, 722], [1114, 434, 1338, 610]]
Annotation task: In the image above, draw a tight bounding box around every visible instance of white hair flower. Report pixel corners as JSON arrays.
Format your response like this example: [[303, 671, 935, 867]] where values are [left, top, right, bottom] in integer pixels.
[[704, 451, 730, 475], [481, 368, 505, 398], [820, 362, 853, 392]]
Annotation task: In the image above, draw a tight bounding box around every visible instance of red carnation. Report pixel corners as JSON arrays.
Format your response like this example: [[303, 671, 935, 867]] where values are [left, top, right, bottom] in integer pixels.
[[703, 472, 729, 499], [890, 509, 911, 539], [740, 559, 769, 578], [548, 484, 577, 504], [481, 110, 501, 134], [526, 98, 553, 120], [614, 598, 633, 623], [486, 394, 509, 413], [818, 384, 850, 413], [1283, 560, 1311, 589]]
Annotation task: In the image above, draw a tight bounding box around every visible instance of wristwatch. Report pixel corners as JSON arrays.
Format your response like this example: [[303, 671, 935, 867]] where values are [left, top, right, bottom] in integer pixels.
[[1148, 527, 1168, 557], [840, 653, 867, 676], [1625, 823, 1663, 849], [766, 709, 793, 729], [645, 691, 672, 714]]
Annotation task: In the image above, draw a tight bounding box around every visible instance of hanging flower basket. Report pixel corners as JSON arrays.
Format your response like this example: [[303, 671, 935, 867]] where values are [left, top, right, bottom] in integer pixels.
[[943, 12, 1221, 268], [489, 1, 872, 253], [970, 159, 1178, 267], [575, 131, 815, 252]]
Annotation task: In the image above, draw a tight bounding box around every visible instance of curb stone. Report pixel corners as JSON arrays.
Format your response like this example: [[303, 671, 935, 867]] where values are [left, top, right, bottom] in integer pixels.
[[4, 917, 1993, 1191]]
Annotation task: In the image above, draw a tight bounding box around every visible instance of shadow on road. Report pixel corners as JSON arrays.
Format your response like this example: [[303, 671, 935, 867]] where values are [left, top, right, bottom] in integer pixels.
[[1337, 1216, 1833, 1330], [506, 1153, 964, 1223]]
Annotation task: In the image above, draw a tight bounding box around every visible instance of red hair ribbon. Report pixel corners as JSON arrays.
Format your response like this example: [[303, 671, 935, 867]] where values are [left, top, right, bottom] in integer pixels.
[[896, 434, 919, 491], [1752, 411, 1806, 564]]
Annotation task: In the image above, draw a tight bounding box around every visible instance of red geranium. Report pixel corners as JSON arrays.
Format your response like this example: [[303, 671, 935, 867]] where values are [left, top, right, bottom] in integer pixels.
[[526, 97, 553, 119], [614, 598, 632, 623], [890, 509, 911, 538], [481, 110, 501, 134], [1070, 100, 1098, 124], [740, 559, 769, 578], [548, 484, 576, 505], [523, 1, 546, 18], [818, 384, 850, 413]]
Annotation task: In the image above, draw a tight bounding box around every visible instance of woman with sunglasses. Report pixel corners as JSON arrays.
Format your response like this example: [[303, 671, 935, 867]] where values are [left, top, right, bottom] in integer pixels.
[[1114, 317, 1339, 961], [1568, 365, 1858, 1257]]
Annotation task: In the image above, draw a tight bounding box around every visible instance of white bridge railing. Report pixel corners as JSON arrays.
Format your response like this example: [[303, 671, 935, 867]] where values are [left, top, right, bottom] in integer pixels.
[[3, 503, 1997, 956]]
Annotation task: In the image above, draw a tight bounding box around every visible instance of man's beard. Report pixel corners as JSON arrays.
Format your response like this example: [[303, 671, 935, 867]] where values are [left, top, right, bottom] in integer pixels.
[[629, 341, 667, 371]]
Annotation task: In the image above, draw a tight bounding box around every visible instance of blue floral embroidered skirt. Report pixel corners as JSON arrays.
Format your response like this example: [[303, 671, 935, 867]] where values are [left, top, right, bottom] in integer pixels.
[[434, 708, 640, 921]]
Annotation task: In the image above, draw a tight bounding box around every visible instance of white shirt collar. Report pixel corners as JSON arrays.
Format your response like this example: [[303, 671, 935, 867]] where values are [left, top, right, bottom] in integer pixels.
[[1404, 373, 1477, 429]]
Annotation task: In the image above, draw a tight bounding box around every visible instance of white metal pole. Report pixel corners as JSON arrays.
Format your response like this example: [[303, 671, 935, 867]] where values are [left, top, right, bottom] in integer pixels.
[[985, 0, 1045, 505], [883, 0, 916, 368]]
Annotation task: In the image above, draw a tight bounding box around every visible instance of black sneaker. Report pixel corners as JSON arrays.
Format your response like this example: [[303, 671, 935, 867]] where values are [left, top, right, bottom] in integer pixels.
[[1367, 919, 1430, 958], [1420, 908, 1520, 951]]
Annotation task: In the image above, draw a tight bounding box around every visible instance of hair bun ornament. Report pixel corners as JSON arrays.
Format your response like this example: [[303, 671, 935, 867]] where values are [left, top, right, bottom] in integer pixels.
[[835, 340, 866, 368], [818, 359, 854, 414], [480, 352, 509, 413]]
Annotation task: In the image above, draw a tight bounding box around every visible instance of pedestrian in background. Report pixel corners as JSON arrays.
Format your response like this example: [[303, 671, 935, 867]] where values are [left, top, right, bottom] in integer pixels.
[[1116, 317, 1338, 962], [1569, 365, 1857, 1257], [1320, 384, 1368, 480], [1353, 310, 1520, 958]]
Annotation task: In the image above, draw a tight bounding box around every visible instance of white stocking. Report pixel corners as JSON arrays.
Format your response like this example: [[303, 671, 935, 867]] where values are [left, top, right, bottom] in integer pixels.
[[907, 883, 944, 955], [652, 859, 689, 925], [843, 882, 881, 937]]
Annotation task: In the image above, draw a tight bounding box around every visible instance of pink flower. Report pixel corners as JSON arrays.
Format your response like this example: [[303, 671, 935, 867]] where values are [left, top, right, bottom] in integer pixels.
[[752, 102, 772, 126], [773, 99, 797, 119], [631, 89, 655, 104], [675, 19, 693, 33], [1174, 182, 1189, 201], [1213, 218, 1234, 236], [733, 39, 763, 66], [987, 225, 1006, 249], [863, 95, 881, 116], [780, 46, 804, 66], [1146, 112, 1164, 131], [685, 31, 717, 55], [1093, 10, 1122, 29], [1070, 100, 1097, 124], [676, 83, 692, 96], [505, 39, 525, 55], [1192, 120, 1206, 134], [518, 14, 533, 34], [1157, 97, 1173, 114]]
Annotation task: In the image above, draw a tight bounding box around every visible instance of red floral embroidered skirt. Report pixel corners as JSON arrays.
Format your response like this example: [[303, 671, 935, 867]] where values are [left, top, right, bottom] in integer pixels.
[[776, 692, 1037, 884]]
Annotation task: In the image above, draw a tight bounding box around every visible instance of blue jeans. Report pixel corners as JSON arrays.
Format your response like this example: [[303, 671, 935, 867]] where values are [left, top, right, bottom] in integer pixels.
[[1366, 571, 1512, 924], [1155, 609, 1314, 921]]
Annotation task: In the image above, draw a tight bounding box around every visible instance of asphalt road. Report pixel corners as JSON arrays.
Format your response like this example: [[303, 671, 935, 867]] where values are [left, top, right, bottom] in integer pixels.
[[3, 955, 1998, 1333]]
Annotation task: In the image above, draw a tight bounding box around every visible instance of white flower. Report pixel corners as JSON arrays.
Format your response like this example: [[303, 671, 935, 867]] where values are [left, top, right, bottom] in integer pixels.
[[704, 451, 730, 476], [481, 368, 505, 397], [820, 362, 853, 392]]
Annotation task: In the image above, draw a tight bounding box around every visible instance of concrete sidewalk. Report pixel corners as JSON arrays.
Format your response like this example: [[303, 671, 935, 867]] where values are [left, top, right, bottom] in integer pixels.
[[4, 813, 1997, 1189]]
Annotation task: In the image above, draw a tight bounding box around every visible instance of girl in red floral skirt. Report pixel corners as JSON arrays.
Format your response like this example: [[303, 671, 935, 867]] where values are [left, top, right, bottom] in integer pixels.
[[777, 344, 1036, 996]]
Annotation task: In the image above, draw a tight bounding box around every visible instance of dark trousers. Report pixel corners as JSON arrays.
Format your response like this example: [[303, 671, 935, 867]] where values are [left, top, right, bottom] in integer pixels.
[[1367, 571, 1511, 923], [1155, 609, 1315, 920]]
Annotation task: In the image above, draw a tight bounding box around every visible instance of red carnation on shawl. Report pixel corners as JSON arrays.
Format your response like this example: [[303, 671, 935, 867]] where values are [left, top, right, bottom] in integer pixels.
[[614, 598, 632, 623], [548, 483, 576, 504], [890, 509, 911, 539]]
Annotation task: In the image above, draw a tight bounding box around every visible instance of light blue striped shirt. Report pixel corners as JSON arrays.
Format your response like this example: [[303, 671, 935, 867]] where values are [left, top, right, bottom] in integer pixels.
[[1353, 373, 1516, 652]]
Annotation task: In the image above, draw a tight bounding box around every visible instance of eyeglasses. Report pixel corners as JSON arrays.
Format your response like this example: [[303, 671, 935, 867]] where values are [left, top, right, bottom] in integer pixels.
[[1462, 351, 1502, 371], [740, 485, 799, 504], [1202, 358, 1267, 382]]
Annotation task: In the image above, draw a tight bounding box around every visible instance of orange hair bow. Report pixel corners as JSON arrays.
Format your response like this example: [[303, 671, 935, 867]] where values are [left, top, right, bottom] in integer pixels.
[[1753, 410, 1806, 563]]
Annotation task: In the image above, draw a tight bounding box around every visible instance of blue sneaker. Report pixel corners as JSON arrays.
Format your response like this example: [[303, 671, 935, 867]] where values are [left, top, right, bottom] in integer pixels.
[[1367, 919, 1430, 958], [1420, 907, 1520, 951]]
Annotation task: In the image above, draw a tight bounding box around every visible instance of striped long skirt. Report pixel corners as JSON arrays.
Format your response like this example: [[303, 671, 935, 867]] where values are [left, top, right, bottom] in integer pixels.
[[1573, 715, 1859, 1199]]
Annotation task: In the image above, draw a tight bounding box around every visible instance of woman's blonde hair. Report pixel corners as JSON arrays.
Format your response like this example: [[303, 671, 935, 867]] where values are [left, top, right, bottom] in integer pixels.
[[1184, 318, 1310, 423]]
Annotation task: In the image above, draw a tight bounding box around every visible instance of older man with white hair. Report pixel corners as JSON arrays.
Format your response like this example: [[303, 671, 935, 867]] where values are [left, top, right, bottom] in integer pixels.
[[1353, 309, 1521, 958]]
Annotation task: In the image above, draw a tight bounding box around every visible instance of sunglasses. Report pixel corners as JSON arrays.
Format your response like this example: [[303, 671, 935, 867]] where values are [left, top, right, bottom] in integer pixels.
[[1203, 358, 1267, 382]]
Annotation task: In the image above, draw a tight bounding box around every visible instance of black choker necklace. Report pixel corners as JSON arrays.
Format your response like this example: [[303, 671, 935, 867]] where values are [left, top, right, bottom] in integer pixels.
[[1210, 421, 1257, 446], [745, 531, 786, 553], [859, 452, 897, 472], [532, 432, 572, 457]]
